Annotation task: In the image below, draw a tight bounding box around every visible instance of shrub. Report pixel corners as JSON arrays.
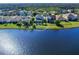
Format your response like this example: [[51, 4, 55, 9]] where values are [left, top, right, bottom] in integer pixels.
[[55, 20, 64, 27], [55, 20, 61, 25], [32, 24, 36, 29], [22, 21, 30, 28], [30, 20, 33, 25], [33, 12, 37, 16], [17, 23, 21, 27]]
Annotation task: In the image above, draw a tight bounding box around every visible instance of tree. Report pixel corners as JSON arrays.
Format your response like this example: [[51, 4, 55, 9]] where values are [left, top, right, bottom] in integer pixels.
[[32, 24, 36, 29], [29, 17, 35, 26], [22, 21, 30, 28], [16, 21, 22, 27], [55, 20, 64, 27], [17, 23, 22, 27], [30, 20, 33, 25], [32, 12, 37, 16], [42, 19, 47, 26], [31, 17, 35, 22]]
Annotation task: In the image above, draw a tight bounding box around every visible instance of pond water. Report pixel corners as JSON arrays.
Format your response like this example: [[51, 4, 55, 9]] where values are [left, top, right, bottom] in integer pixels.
[[0, 28, 79, 55]]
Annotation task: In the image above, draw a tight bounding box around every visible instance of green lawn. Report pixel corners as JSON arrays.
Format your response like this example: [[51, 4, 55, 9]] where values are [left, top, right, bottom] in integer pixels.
[[0, 21, 79, 30], [61, 21, 79, 28], [0, 23, 25, 29], [36, 23, 61, 30], [36, 21, 79, 30]]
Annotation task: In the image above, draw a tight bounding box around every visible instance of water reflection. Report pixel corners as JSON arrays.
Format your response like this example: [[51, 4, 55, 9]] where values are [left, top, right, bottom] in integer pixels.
[[0, 31, 23, 55], [0, 29, 79, 54]]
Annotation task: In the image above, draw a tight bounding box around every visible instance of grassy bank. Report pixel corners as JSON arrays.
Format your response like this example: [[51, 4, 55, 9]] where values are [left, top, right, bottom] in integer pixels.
[[36, 21, 79, 30], [0, 21, 79, 30]]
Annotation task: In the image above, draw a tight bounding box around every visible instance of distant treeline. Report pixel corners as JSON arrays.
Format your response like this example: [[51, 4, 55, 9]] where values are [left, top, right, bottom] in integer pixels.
[[1, 3, 79, 10]]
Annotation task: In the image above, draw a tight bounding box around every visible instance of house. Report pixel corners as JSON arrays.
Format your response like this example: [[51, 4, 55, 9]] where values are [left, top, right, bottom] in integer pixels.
[[21, 16, 32, 21], [47, 14, 56, 23], [0, 16, 4, 23], [56, 14, 68, 21], [0, 16, 32, 23], [35, 14, 44, 25], [35, 14, 44, 20], [68, 13, 78, 21], [27, 11, 32, 16], [7, 10, 17, 16], [56, 13, 78, 21], [17, 10, 27, 16], [0, 10, 3, 15]]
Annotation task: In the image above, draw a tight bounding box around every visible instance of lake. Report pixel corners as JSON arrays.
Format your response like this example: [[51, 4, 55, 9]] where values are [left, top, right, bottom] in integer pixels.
[[0, 28, 79, 55]]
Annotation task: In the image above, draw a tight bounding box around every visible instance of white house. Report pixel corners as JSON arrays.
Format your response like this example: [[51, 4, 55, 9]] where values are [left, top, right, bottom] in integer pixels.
[[35, 14, 44, 20], [56, 13, 78, 21], [68, 13, 78, 21], [27, 11, 32, 16], [0, 10, 3, 15], [17, 10, 27, 16]]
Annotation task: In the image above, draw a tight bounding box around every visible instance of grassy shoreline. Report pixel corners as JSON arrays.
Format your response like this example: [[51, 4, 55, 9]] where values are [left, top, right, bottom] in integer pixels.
[[0, 21, 79, 30], [36, 21, 79, 30]]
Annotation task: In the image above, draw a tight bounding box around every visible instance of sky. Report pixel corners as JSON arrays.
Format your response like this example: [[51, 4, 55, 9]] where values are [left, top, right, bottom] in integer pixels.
[[0, 0, 78, 3]]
